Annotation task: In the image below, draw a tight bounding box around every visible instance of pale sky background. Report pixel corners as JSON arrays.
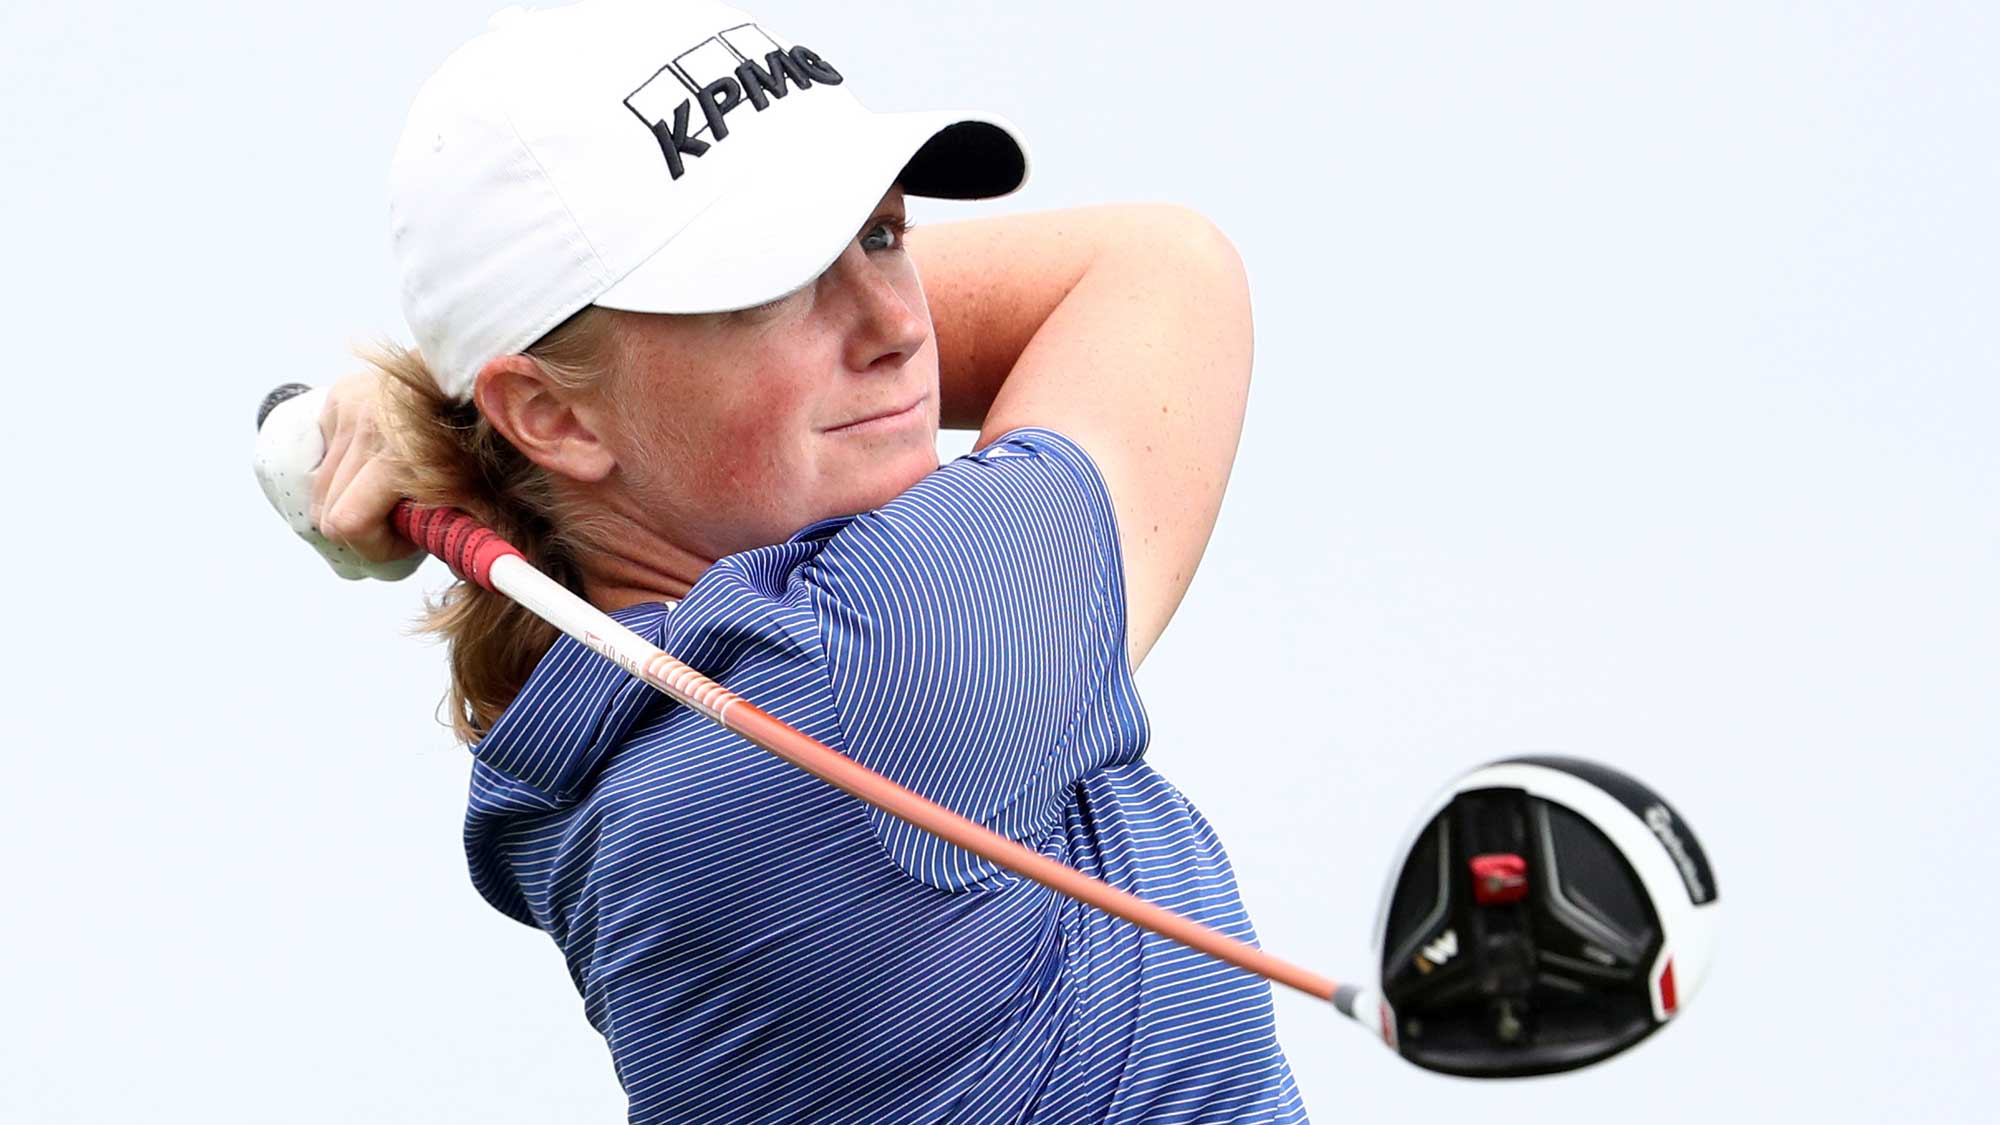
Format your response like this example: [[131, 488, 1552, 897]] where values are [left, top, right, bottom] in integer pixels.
[[3, 1, 1995, 1121]]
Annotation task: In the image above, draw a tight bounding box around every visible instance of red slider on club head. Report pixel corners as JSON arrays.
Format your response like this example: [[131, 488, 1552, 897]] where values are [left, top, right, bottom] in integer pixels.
[[1470, 853, 1529, 906]]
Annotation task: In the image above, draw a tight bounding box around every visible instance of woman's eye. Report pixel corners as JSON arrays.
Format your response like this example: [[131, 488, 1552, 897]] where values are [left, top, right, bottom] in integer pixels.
[[860, 218, 907, 253]]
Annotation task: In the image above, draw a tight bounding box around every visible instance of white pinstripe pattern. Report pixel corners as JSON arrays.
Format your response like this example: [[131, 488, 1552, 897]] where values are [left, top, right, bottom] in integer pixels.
[[463, 429, 1309, 1123]]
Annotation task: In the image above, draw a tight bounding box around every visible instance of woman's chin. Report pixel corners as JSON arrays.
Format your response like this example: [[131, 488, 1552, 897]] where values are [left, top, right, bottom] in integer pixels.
[[829, 442, 941, 519]]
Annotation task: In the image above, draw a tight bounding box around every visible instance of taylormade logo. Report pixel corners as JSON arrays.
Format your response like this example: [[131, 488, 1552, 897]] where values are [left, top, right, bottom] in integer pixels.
[[624, 24, 843, 180], [1644, 804, 1707, 902]]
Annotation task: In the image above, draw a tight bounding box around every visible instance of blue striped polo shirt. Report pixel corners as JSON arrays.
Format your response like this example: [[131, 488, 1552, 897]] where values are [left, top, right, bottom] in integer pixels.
[[464, 428, 1310, 1124]]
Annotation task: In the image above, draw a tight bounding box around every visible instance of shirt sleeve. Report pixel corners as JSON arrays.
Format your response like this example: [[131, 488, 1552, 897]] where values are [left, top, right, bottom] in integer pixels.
[[803, 427, 1148, 891]]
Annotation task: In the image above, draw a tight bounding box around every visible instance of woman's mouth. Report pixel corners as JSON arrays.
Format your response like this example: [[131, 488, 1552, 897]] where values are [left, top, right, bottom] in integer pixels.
[[824, 396, 926, 435]]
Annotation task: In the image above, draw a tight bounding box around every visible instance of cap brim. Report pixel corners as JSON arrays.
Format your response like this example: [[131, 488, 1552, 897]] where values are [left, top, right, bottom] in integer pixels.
[[594, 108, 1026, 316]]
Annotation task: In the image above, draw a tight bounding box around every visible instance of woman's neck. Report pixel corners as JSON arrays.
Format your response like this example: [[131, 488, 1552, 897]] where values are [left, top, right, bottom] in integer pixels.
[[571, 492, 717, 610]]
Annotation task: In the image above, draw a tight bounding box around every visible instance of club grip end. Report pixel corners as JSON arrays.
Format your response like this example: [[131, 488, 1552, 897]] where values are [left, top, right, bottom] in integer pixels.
[[392, 502, 524, 591], [257, 383, 315, 431]]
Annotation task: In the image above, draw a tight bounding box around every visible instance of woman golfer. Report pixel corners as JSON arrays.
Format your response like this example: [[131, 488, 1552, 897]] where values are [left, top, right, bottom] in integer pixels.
[[308, 1, 1303, 1120]]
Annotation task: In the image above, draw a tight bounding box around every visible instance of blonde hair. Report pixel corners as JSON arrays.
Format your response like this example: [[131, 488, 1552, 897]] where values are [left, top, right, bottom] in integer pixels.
[[367, 305, 622, 744]]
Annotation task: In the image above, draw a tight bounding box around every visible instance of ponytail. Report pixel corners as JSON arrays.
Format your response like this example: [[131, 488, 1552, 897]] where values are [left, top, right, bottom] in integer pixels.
[[366, 305, 621, 744]]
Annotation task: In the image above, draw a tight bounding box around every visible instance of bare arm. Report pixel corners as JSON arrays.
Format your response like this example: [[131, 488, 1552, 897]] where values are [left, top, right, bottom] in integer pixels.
[[908, 205, 1254, 669]]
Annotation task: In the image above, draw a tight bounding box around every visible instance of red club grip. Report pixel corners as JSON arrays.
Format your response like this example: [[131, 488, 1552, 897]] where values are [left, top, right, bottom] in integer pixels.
[[391, 501, 524, 591]]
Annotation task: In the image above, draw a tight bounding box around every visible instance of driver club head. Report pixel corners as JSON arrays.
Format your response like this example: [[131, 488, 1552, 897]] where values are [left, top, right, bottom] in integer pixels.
[[1371, 756, 1719, 1078]]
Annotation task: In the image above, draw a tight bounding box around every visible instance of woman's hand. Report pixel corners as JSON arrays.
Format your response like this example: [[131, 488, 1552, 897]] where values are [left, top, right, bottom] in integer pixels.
[[311, 368, 421, 566]]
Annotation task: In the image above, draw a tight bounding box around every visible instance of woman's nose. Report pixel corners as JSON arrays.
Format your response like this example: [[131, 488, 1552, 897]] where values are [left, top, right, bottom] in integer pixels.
[[827, 243, 927, 373]]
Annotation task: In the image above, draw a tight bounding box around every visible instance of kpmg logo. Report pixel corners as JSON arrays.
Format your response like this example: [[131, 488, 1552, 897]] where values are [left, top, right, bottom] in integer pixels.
[[623, 23, 843, 180]]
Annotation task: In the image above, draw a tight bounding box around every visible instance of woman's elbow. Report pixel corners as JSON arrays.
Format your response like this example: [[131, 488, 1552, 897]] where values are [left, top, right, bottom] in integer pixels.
[[1139, 206, 1254, 383], [1118, 204, 1246, 280], [1139, 206, 1252, 349]]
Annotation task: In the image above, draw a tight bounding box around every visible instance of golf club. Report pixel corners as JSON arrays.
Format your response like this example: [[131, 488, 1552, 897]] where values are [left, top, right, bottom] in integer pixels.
[[256, 382, 1717, 1076]]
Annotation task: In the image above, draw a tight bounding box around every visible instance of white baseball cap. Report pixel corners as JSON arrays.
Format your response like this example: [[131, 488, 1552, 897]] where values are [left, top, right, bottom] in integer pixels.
[[389, 0, 1028, 400]]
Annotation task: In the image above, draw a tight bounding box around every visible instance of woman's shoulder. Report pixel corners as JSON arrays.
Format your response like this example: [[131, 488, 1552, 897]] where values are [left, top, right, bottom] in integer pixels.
[[806, 426, 1117, 554], [678, 422, 1129, 680]]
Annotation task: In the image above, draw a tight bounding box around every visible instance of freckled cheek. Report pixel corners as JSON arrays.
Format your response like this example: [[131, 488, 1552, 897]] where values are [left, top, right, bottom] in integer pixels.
[[693, 397, 809, 496]]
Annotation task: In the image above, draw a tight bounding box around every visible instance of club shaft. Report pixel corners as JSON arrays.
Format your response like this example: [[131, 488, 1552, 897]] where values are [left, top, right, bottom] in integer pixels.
[[493, 551, 1344, 1002], [408, 501, 1346, 1007]]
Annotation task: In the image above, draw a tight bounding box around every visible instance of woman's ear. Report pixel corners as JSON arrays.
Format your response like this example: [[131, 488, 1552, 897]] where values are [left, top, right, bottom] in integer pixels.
[[472, 354, 617, 483]]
